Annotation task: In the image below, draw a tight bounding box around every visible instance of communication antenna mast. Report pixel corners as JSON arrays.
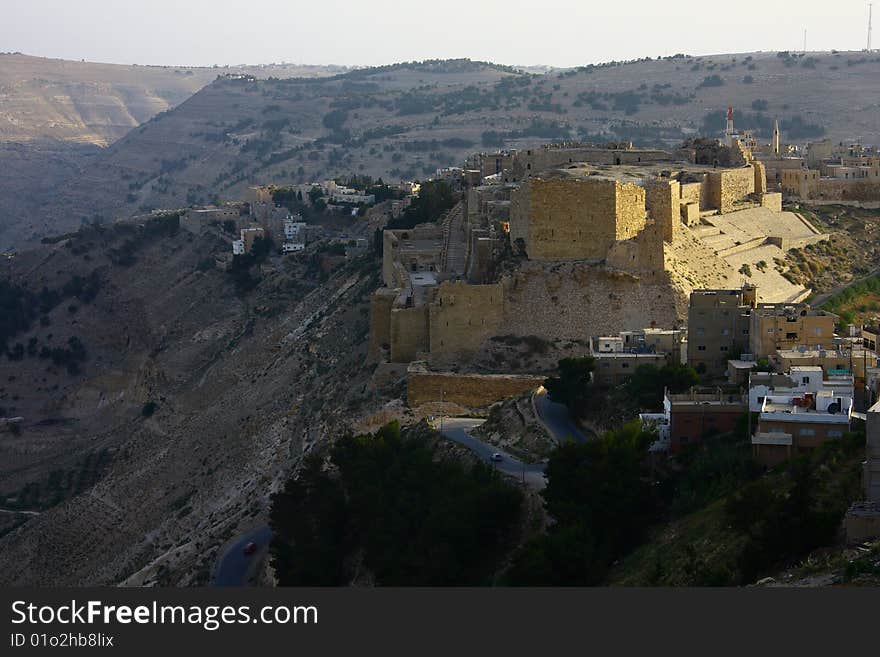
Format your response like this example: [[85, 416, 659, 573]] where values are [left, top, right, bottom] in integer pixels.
[[803, 28, 807, 53], [869, 4, 874, 52]]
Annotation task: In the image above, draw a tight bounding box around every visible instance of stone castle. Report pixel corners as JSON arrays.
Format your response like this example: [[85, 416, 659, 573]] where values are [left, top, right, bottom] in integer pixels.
[[369, 139, 827, 370]]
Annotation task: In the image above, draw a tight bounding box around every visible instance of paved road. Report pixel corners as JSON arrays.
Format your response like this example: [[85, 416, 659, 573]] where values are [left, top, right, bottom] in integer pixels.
[[437, 418, 546, 489], [532, 387, 590, 444], [212, 524, 272, 587], [0, 508, 40, 516]]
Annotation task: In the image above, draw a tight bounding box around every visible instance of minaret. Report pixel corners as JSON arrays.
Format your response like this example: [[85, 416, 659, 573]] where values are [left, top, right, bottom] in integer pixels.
[[725, 106, 735, 146], [772, 118, 780, 156]]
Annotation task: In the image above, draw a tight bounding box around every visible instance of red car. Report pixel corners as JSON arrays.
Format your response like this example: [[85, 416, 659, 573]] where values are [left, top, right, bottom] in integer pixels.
[[243, 541, 258, 556]]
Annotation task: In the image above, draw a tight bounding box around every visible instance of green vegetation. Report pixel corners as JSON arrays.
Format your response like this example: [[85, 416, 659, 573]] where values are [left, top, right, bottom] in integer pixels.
[[386, 180, 455, 229], [626, 363, 699, 409], [2, 272, 98, 369], [820, 272, 880, 329], [108, 213, 181, 267], [481, 118, 571, 148], [269, 421, 523, 585], [702, 110, 824, 139], [506, 421, 658, 585], [1, 449, 113, 511], [228, 235, 274, 292], [612, 427, 864, 585], [698, 74, 725, 88], [544, 357, 595, 415]]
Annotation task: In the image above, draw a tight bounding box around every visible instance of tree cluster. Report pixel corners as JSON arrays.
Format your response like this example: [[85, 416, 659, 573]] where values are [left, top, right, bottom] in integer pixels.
[[269, 421, 523, 585]]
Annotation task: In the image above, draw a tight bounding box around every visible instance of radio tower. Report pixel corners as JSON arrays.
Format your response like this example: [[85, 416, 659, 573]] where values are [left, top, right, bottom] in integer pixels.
[[869, 4, 874, 52]]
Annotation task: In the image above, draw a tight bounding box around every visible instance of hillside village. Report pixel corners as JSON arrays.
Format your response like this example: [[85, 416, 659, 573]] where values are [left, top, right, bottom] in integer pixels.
[[3, 66, 880, 586], [120, 107, 880, 548]]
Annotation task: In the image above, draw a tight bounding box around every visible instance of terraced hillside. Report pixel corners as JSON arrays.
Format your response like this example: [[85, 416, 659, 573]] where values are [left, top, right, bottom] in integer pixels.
[[0, 53, 344, 145], [3, 51, 879, 250], [0, 54, 344, 249]]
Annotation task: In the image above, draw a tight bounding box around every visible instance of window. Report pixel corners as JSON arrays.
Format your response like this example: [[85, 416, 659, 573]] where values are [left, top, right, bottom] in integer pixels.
[[697, 345, 707, 351], [786, 332, 798, 340], [720, 346, 729, 352], [696, 327, 705, 335], [721, 328, 730, 336], [767, 328, 774, 333], [742, 329, 750, 335], [622, 363, 630, 369], [828, 430, 843, 438], [802, 377, 810, 384], [799, 428, 816, 436]]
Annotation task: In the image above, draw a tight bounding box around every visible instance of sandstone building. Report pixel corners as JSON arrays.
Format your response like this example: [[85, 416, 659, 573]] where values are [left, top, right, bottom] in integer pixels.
[[371, 138, 828, 379]]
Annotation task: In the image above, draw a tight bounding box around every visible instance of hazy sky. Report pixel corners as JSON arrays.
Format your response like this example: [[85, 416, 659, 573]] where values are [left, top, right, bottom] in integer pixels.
[[1, 0, 874, 68]]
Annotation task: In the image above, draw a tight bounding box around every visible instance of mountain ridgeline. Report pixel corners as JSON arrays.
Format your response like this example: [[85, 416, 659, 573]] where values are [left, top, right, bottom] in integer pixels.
[[2, 51, 879, 250]]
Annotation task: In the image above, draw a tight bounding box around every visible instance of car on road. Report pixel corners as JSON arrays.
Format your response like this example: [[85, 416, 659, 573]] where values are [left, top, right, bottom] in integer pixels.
[[490, 452, 503, 462], [243, 541, 258, 556]]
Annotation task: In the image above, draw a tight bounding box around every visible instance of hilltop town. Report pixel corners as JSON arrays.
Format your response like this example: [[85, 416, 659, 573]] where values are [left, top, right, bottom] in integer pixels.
[[3, 61, 880, 587]]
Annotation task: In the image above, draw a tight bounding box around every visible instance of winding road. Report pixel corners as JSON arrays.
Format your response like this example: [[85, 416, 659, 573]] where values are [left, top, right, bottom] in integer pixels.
[[214, 398, 588, 583], [532, 387, 590, 444], [212, 524, 271, 587], [436, 417, 547, 489]]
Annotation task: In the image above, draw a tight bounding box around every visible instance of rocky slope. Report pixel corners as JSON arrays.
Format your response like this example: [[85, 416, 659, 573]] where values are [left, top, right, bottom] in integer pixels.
[[0, 53, 344, 250], [0, 53, 344, 145], [0, 219, 391, 585]]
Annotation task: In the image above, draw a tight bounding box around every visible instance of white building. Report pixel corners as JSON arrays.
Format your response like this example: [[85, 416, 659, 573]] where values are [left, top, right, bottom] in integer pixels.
[[748, 366, 854, 413], [639, 413, 671, 452], [329, 191, 375, 205], [232, 240, 245, 256], [284, 219, 307, 241], [282, 242, 305, 254]]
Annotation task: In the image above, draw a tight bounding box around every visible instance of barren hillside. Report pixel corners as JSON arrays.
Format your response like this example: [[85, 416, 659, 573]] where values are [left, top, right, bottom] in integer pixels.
[[2, 52, 879, 251], [0, 218, 391, 585], [0, 53, 345, 250], [8, 52, 880, 247], [0, 53, 345, 145]]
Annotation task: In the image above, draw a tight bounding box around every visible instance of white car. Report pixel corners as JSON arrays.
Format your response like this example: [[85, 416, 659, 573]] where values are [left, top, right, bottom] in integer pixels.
[[490, 452, 503, 462]]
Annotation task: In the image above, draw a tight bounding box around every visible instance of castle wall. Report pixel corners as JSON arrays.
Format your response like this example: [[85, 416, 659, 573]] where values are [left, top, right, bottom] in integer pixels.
[[390, 305, 429, 363], [406, 366, 544, 409], [645, 180, 680, 243], [428, 281, 505, 365], [382, 231, 400, 287], [707, 167, 756, 213], [500, 262, 681, 342], [682, 202, 701, 225], [813, 179, 880, 201], [761, 192, 783, 212], [368, 288, 397, 361], [511, 146, 672, 180], [753, 161, 768, 195], [680, 182, 703, 207], [615, 182, 648, 240], [509, 178, 647, 262]]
